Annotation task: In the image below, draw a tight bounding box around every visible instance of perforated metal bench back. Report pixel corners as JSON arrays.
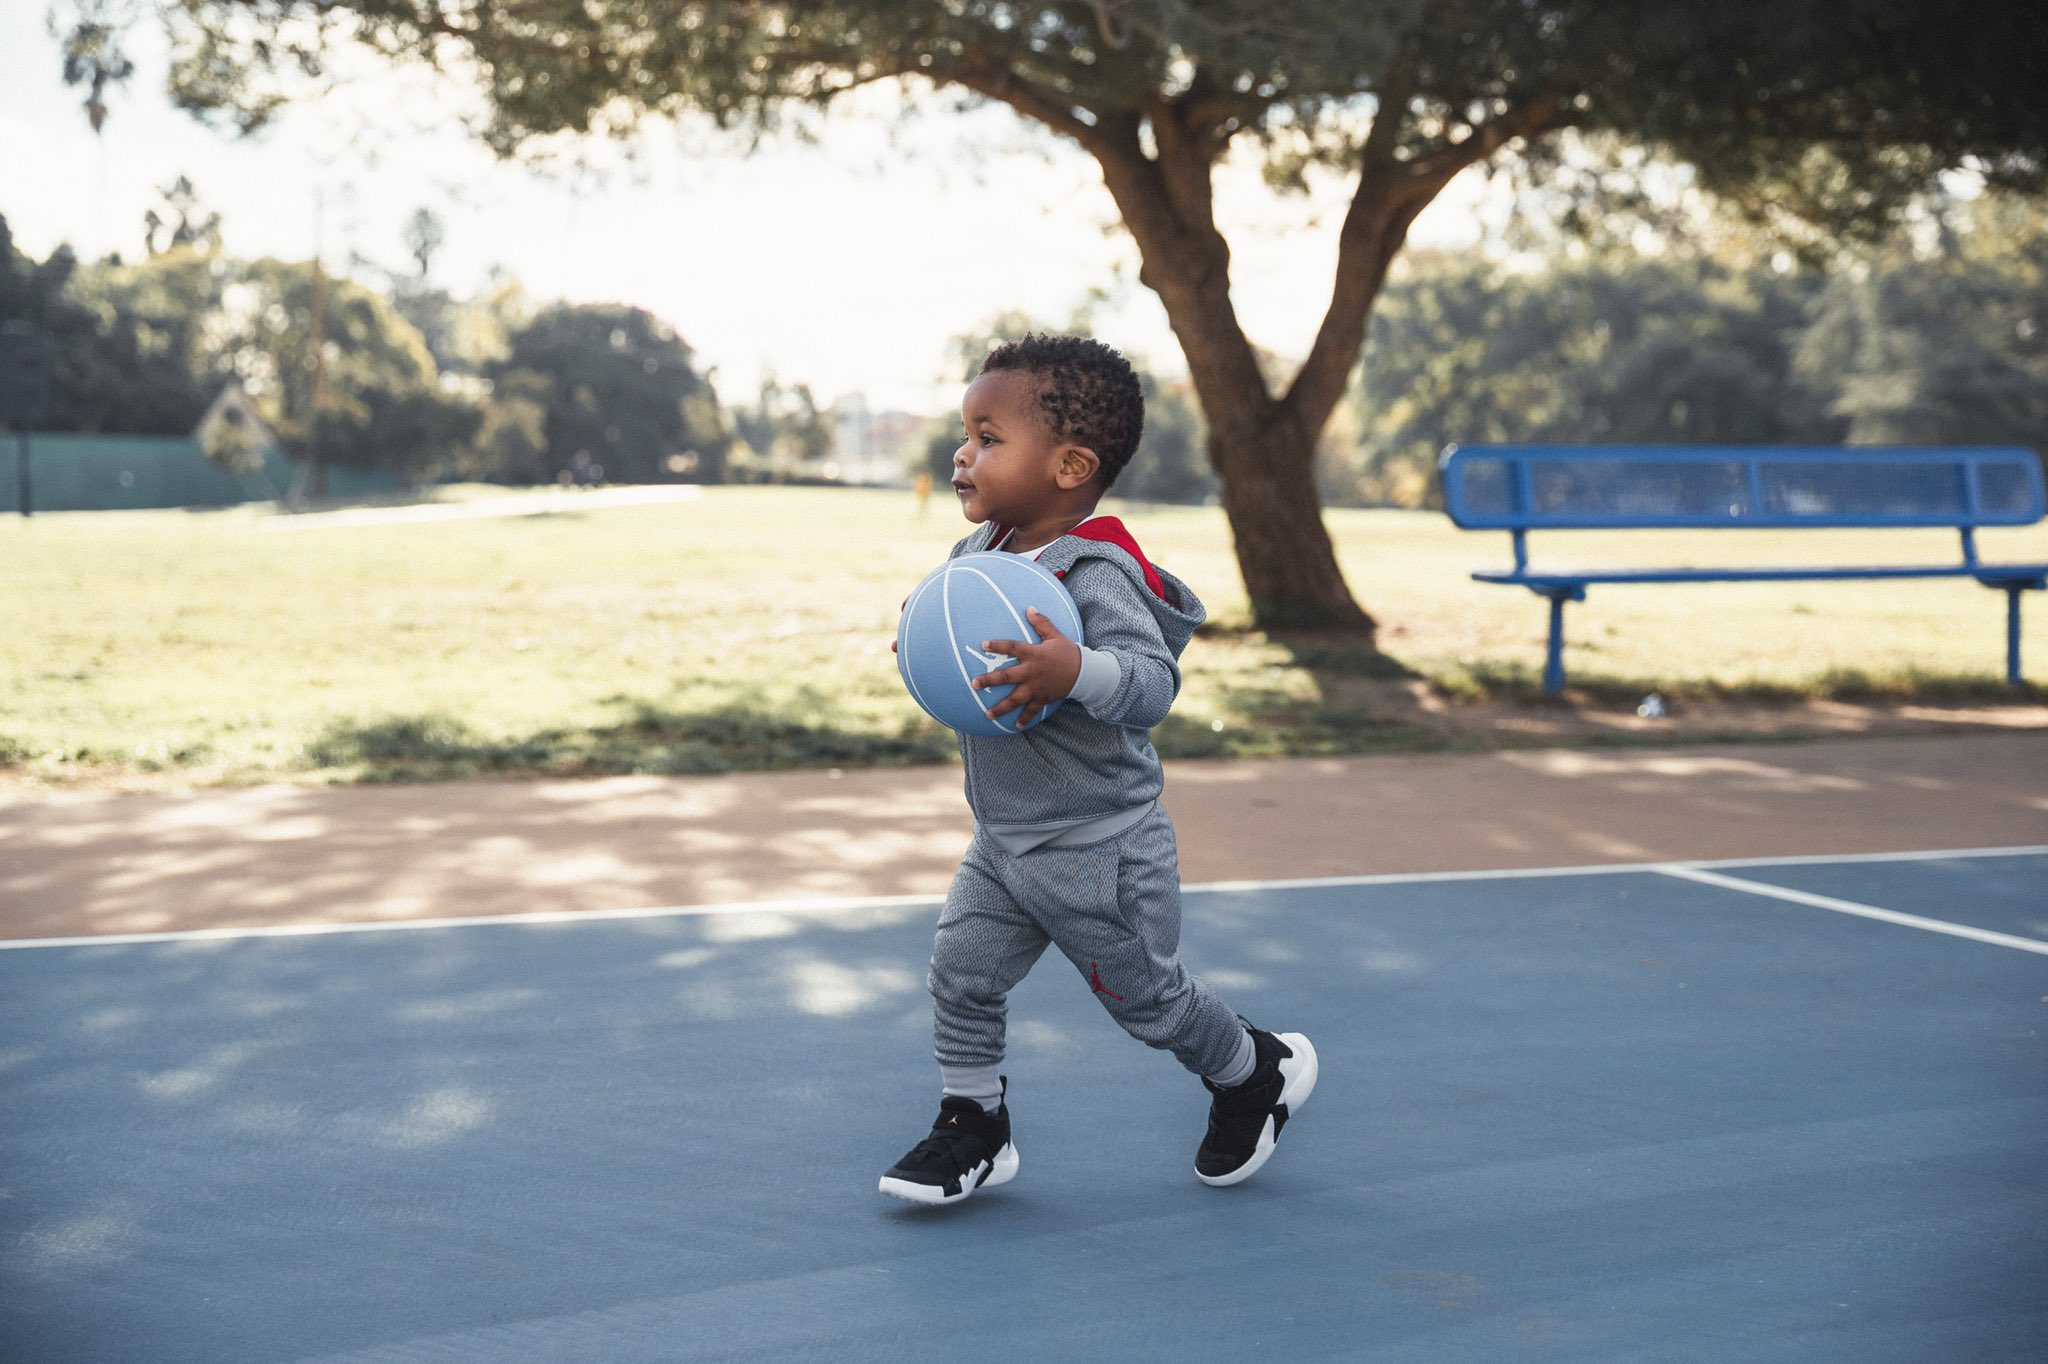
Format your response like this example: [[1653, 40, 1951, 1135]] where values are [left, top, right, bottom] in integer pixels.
[[1440, 445, 2046, 530]]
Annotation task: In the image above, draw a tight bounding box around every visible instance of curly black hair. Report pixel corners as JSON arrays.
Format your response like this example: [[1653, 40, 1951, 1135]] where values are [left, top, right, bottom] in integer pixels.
[[980, 334, 1145, 490]]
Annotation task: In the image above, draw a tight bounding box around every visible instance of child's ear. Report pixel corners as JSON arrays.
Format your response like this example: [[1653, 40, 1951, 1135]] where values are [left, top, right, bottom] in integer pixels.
[[1056, 445, 1102, 489]]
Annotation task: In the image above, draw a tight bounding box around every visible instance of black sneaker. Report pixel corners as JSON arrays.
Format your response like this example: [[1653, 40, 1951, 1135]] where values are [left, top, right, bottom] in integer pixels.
[[1196, 1029, 1317, 1187], [878, 1081, 1019, 1206]]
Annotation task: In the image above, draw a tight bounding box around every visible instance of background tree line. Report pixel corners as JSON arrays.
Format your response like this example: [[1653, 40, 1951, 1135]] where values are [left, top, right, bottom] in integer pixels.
[[4, 182, 2042, 508], [0, 190, 735, 493], [0, 191, 1227, 503], [1328, 189, 2048, 508], [922, 191, 2047, 514], [49, 0, 2048, 632]]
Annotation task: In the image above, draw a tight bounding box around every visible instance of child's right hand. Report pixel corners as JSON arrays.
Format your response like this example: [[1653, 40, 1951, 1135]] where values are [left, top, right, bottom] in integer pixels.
[[973, 607, 1082, 727]]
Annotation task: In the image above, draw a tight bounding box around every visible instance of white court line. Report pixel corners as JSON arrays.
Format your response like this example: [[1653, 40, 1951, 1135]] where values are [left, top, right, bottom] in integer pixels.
[[3, 844, 2042, 953], [1185, 842, 2048, 896], [1667, 844, 2048, 873], [1658, 864, 2048, 957]]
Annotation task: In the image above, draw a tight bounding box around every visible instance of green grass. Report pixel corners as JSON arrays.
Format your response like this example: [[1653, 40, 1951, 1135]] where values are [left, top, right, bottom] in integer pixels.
[[1, 486, 2041, 787]]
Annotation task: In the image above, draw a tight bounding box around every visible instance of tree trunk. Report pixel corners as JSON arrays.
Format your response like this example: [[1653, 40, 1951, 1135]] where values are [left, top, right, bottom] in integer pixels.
[[1204, 377, 1375, 634], [1140, 253, 1375, 633], [1091, 110, 1380, 636], [955, 67, 1558, 637]]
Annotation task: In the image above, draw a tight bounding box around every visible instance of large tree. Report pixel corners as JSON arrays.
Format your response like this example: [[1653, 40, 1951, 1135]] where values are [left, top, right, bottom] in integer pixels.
[[61, 1, 2048, 631], [494, 301, 729, 484], [221, 258, 480, 488]]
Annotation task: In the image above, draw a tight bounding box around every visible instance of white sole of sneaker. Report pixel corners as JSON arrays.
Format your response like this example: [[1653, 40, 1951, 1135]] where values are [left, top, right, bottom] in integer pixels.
[[1198, 1032, 1318, 1188], [878, 1141, 1020, 1206]]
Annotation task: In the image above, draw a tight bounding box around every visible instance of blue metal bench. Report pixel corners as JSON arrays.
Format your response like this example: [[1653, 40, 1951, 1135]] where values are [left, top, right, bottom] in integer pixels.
[[1439, 444, 2048, 694]]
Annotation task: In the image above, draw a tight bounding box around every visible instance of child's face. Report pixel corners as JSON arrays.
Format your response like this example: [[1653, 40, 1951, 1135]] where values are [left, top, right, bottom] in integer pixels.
[[950, 369, 1072, 528]]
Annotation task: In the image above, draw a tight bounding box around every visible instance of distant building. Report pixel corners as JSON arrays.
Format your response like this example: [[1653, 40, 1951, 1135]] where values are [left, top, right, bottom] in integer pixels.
[[824, 395, 933, 486], [192, 380, 283, 472]]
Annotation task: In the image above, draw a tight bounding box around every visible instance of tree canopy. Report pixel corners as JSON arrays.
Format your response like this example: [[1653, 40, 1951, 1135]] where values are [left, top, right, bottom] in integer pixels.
[[1353, 251, 1840, 491], [59, 1, 2048, 629], [1797, 195, 2048, 446], [1336, 191, 2048, 506], [495, 302, 730, 484], [0, 215, 217, 434]]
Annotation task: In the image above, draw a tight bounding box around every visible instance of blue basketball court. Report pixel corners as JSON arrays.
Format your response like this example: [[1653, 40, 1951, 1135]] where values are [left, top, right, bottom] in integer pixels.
[[4, 846, 2044, 1363]]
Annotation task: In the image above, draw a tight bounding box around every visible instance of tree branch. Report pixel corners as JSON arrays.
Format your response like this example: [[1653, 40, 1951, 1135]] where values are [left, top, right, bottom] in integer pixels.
[[1284, 94, 1573, 435], [1146, 94, 1224, 240], [925, 51, 1110, 157], [1399, 97, 1575, 207], [924, 46, 1261, 411], [1047, 70, 1285, 421]]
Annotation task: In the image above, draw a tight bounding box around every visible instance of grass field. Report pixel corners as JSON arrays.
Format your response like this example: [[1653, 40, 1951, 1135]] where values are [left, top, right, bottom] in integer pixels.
[[2, 484, 2043, 788]]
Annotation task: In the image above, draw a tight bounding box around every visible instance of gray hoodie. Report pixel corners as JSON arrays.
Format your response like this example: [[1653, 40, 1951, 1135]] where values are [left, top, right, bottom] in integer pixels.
[[948, 517, 1206, 852]]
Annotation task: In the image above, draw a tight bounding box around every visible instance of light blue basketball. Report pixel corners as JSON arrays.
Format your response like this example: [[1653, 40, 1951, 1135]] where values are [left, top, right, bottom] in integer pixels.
[[897, 551, 1086, 736]]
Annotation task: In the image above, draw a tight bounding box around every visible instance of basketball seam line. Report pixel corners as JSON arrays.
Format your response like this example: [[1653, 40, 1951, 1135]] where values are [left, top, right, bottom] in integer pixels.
[[943, 561, 1035, 735]]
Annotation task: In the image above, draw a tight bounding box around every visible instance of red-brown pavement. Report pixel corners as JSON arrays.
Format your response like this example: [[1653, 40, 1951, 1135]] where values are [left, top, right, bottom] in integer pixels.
[[3, 731, 2042, 943]]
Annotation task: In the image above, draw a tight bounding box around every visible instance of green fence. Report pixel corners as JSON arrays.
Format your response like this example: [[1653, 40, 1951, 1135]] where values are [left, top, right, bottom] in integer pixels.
[[2, 435, 400, 513]]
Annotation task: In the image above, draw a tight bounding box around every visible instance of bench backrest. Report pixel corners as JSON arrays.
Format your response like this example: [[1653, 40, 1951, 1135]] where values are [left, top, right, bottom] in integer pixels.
[[1440, 444, 2046, 531]]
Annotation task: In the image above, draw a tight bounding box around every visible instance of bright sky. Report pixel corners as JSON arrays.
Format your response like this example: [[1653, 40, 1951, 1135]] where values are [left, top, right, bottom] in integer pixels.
[[1, 6, 1495, 414]]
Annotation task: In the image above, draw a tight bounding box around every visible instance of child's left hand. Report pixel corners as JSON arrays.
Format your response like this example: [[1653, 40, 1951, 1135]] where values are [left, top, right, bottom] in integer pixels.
[[973, 607, 1082, 727]]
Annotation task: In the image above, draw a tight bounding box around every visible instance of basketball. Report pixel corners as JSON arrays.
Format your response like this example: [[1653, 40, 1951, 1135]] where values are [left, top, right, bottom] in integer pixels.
[[897, 551, 1086, 736]]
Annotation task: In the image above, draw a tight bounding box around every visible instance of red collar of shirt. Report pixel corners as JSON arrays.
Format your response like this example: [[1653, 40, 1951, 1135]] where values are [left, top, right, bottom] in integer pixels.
[[989, 516, 1167, 602]]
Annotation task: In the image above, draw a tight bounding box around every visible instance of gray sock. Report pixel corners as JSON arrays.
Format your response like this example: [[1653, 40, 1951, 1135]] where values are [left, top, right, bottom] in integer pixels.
[[1206, 1029, 1257, 1088], [940, 1063, 1004, 1114]]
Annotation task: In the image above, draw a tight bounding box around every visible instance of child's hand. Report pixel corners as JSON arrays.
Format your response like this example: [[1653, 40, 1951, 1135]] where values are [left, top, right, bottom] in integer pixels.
[[973, 607, 1082, 727]]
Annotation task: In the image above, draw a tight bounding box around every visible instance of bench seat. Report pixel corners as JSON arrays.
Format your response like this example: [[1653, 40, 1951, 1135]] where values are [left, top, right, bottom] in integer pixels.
[[1478, 564, 2048, 589], [1442, 444, 2047, 693]]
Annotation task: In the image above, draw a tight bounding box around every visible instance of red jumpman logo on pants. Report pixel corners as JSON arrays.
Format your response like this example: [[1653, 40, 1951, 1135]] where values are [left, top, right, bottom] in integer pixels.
[[1088, 962, 1124, 1000]]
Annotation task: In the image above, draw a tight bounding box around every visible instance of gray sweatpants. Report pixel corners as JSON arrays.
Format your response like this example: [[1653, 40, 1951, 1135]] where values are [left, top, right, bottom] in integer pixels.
[[929, 804, 1246, 1079]]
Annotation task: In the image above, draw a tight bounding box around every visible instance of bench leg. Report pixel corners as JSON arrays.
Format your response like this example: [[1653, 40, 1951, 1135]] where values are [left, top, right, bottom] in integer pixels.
[[1544, 594, 1568, 695], [2008, 585, 2025, 687]]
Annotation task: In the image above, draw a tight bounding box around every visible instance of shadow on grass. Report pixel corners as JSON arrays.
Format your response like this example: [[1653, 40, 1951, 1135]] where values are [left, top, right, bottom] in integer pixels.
[[298, 631, 1453, 780], [303, 698, 957, 782], [1154, 628, 1449, 762], [1161, 624, 2044, 763], [1427, 660, 2044, 708], [25, 642, 2037, 788]]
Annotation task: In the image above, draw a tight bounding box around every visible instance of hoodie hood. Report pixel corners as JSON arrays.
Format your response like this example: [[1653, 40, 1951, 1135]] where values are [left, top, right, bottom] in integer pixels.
[[969, 516, 1206, 657]]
